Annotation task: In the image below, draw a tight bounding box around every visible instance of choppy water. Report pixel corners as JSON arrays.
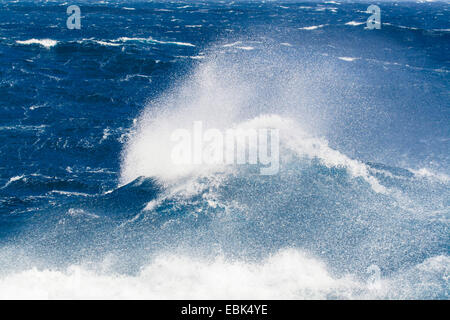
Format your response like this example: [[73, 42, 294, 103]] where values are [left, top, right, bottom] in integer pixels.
[[0, 0, 448, 299]]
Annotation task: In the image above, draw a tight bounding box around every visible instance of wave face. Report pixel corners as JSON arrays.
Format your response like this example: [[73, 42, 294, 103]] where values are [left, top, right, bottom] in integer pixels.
[[0, 1, 449, 299]]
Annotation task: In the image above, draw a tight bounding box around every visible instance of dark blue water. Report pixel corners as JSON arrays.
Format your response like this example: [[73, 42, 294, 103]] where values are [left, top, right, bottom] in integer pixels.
[[0, 1, 448, 299]]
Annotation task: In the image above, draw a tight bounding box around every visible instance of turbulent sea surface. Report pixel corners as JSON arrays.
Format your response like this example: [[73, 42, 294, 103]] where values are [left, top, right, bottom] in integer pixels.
[[0, 0, 449, 299]]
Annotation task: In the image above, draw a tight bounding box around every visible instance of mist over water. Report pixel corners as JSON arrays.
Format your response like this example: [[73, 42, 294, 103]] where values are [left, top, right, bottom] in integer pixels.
[[0, 1, 448, 299]]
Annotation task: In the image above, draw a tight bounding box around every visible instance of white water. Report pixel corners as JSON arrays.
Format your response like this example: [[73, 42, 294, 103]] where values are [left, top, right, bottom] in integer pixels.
[[120, 49, 386, 194], [16, 39, 58, 49], [1, 249, 447, 299], [3, 43, 446, 300]]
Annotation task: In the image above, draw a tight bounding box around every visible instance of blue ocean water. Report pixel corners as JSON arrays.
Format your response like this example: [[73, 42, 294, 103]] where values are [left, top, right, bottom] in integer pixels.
[[0, 0, 448, 299]]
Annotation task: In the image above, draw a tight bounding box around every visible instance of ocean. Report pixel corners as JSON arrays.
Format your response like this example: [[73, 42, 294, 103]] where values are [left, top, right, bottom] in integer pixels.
[[0, 0, 448, 299]]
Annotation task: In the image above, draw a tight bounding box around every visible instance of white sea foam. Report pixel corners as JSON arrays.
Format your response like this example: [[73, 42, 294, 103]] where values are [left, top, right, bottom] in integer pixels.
[[111, 37, 195, 47], [223, 41, 242, 47], [122, 112, 385, 192], [92, 40, 121, 47], [16, 39, 58, 49], [50, 191, 91, 197], [383, 23, 419, 30], [120, 48, 387, 193], [1, 175, 25, 189], [315, 7, 338, 12], [258, 115, 387, 193], [298, 24, 326, 30], [0, 249, 356, 299], [409, 168, 450, 183], [0, 249, 446, 299], [67, 208, 99, 218], [235, 46, 255, 51], [345, 21, 365, 26], [338, 57, 359, 62]]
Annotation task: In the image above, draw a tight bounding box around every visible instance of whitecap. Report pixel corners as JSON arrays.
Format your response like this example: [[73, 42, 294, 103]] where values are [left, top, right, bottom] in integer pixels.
[[235, 46, 254, 51], [16, 39, 58, 49], [1, 175, 25, 189], [92, 40, 121, 47], [409, 168, 449, 183], [345, 21, 365, 26], [338, 57, 359, 62], [111, 37, 195, 47], [298, 24, 326, 30]]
